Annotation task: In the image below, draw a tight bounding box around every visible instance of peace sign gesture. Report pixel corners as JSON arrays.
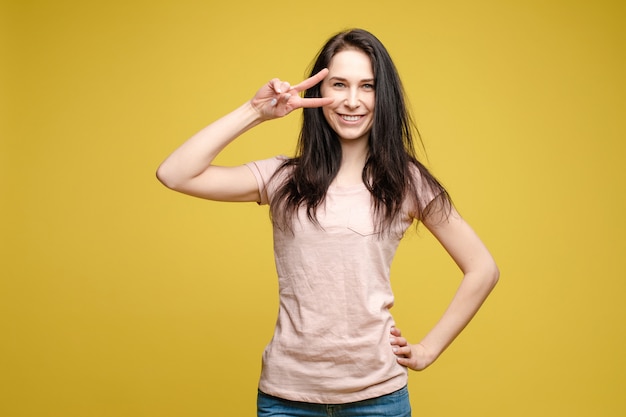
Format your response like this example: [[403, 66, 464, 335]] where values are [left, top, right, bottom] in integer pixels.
[[251, 69, 333, 120]]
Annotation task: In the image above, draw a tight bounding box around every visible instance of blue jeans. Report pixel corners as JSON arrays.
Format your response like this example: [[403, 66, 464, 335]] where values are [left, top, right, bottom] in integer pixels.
[[257, 385, 411, 417]]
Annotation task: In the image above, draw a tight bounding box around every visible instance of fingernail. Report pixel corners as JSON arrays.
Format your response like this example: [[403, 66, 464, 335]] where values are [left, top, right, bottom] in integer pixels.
[[270, 98, 277, 106]]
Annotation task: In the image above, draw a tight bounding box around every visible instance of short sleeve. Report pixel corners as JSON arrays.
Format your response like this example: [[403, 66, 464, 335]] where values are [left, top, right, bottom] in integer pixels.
[[407, 163, 441, 221], [245, 155, 288, 205]]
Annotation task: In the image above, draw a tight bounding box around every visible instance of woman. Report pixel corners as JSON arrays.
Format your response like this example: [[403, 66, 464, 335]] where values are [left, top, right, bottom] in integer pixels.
[[157, 29, 499, 417]]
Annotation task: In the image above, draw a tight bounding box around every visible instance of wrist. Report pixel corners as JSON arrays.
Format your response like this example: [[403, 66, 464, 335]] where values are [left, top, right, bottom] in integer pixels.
[[241, 100, 266, 124], [416, 342, 440, 366], [247, 97, 277, 123]]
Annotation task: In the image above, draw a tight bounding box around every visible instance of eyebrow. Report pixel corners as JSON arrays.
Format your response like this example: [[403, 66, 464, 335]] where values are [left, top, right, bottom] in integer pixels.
[[328, 76, 375, 83]]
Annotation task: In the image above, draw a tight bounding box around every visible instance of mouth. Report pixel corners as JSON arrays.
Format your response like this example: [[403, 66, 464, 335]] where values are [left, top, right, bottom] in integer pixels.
[[339, 114, 363, 122]]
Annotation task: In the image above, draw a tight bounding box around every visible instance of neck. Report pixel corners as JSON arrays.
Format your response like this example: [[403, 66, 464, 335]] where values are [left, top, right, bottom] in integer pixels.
[[334, 137, 369, 186]]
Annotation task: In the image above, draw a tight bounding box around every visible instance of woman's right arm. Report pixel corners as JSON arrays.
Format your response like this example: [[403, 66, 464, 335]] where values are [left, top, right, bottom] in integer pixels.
[[156, 69, 331, 202], [156, 101, 264, 202]]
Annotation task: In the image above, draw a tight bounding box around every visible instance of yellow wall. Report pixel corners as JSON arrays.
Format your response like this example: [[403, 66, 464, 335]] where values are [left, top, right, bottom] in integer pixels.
[[2, 0, 625, 415]]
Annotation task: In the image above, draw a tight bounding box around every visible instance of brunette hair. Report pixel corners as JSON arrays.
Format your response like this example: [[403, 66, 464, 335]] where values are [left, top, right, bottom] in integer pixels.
[[270, 28, 451, 233]]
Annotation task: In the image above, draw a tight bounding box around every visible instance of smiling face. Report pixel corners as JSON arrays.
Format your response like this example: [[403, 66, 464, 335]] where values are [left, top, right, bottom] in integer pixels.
[[320, 49, 375, 144]]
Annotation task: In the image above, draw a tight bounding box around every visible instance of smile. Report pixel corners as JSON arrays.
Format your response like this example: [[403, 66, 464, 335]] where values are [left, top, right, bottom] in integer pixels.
[[340, 114, 363, 122]]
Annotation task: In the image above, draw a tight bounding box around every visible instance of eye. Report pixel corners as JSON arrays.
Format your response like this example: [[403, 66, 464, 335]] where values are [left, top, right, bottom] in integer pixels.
[[363, 83, 375, 90], [333, 82, 346, 88]]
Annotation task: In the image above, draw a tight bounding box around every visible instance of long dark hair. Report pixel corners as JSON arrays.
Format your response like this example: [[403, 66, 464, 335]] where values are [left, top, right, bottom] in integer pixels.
[[271, 28, 451, 233]]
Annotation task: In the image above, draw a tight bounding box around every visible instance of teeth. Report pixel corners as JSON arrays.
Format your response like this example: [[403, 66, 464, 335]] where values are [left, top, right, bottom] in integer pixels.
[[341, 115, 360, 121]]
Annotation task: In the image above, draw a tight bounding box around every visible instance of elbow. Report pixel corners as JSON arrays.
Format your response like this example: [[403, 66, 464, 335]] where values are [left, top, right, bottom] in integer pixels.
[[155, 163, 180, 191], [470, 257, 499, 293], [486, 260, 500, 290], [155, 164, 170, 188]]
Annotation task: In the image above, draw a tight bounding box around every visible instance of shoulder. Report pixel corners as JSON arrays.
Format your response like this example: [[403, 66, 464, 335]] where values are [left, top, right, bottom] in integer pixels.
[[246, 155, 291, 180], [246, 154, 288, 171], [407, 160, 436, 197], [245, 155, 292, 205], [405, 160, 450, 221]]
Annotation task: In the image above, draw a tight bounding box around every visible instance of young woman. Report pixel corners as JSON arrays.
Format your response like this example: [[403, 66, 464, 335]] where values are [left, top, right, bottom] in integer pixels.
[[157, 29, 499, 417]]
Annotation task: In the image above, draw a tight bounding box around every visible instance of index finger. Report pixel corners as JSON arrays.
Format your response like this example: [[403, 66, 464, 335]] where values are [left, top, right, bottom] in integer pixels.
[[291, 68, 329, 93]]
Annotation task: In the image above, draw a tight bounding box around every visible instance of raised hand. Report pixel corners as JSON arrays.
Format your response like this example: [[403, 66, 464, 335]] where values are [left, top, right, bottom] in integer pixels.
[[250, 69, 333, 120]]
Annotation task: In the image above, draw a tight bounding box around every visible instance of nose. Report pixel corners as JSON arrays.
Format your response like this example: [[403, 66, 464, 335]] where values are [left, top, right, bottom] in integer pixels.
[[344, 87, 361, 109]]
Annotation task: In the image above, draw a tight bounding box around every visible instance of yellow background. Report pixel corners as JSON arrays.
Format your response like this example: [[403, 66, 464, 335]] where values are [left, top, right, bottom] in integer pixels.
[[2, 0, 625, 416]]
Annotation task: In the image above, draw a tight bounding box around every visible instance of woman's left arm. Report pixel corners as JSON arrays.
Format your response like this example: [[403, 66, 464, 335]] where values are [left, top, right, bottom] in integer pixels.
[[391, 207, 499, 371]]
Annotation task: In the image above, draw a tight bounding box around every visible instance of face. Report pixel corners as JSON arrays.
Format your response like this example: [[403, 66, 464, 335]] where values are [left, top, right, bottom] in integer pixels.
[[320, 49, 375, 144]]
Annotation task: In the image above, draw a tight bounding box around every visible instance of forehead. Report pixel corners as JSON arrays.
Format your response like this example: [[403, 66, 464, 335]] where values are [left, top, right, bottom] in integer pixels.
[[327, 49, 373, 77]]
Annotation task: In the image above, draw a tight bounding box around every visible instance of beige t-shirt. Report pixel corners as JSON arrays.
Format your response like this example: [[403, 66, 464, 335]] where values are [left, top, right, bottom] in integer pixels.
[[246, 156, 422, 404]]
